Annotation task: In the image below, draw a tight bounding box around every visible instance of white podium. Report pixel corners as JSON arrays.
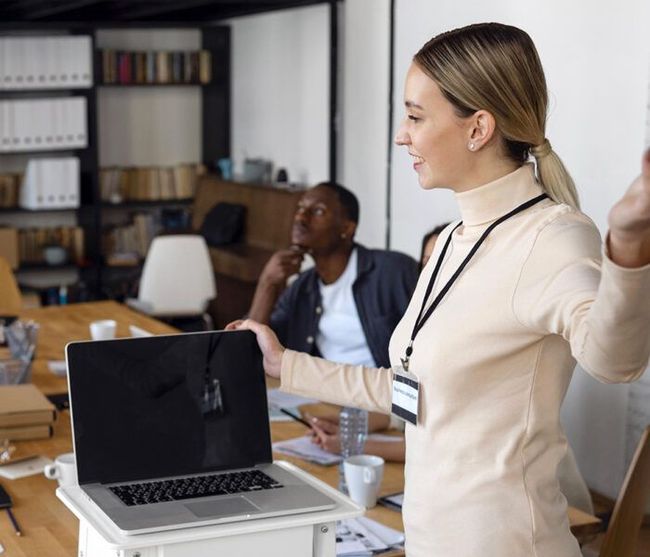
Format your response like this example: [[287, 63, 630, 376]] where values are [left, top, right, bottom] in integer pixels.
[[57, 461, 364, 557]]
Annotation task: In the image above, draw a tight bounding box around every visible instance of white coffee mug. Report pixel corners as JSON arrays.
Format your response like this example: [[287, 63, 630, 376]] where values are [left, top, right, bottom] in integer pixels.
[[44, 452, 77, 487], [343, 454, 384, 508], [89, 319, 117, 341]]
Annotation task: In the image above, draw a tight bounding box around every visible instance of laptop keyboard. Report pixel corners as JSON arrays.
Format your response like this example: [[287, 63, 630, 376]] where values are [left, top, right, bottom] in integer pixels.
[[110, 470, 284, 507]]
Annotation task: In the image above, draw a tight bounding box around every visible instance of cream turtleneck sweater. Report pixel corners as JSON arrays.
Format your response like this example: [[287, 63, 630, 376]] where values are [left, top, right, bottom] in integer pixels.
[[280, 164, 650, 556]]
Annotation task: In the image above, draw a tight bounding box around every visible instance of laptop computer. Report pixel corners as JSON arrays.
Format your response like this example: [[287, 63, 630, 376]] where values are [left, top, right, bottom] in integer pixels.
[[65, 329, 337, 535]]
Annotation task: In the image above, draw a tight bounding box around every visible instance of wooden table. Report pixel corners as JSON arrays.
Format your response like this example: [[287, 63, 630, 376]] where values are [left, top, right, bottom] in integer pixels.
[[0, 301, 602, 556]]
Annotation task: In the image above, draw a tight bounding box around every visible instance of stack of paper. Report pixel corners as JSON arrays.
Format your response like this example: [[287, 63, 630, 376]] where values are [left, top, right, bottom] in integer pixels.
[[20, 157, 80, 209], [0, 97, 87, 153], [336, 517, 405, 556], [272, 436, 342, 466], [0, 384, 56, 441], [0, 36, 92, 90]]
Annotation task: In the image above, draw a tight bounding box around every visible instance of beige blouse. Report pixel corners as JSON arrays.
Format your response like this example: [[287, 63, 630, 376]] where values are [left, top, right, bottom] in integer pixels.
[[280, 164, 650, 556]]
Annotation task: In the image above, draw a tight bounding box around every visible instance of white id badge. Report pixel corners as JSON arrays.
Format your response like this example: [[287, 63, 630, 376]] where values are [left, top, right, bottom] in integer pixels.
[[391, 366, 420, 426]]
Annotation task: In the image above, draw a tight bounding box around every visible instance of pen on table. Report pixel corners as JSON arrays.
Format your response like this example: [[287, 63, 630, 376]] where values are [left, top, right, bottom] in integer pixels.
[[6, 508, 21, 536], [278, 408, 314, 430]]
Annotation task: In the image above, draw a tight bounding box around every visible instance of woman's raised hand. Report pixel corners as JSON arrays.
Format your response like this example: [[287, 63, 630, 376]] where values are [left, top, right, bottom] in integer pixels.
[[225, 319, 285, 378], [607, 148, 650, 268]]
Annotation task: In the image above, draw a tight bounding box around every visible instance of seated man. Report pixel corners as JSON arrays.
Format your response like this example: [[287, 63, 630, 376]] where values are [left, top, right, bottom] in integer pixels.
[[248, 182, 418, 432]]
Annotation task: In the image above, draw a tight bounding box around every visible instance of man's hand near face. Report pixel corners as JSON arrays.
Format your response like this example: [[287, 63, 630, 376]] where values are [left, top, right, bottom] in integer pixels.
[[249, 246, 306, 323]]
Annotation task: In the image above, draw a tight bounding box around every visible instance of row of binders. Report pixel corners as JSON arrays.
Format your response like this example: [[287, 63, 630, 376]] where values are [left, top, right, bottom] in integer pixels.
[[0, 97, 88, 153], [20, 157, 80, 209], [99, 49, 212, 85], [0, 384, 56, 441], [0, 36, 92, 90]]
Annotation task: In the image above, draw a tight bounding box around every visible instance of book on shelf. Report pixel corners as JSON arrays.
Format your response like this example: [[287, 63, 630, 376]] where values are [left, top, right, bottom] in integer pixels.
[[0, 384, 56, 428], [105, 252, 141, 267], [199, 50, 212, 84], [0, 173, 20, 208], [0, 423, 54, 441]]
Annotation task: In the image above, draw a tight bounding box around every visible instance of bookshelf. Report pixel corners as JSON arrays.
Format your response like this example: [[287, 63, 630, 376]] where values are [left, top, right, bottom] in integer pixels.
[[0, 25, 230, 303]]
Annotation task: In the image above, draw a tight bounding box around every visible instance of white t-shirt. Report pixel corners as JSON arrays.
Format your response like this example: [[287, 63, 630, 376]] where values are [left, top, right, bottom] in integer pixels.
[[316, 249, 376, 367]]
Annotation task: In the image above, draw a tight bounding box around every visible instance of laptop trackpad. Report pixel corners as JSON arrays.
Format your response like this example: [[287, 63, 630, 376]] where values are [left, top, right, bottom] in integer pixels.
[[185, 496, 258, 518]]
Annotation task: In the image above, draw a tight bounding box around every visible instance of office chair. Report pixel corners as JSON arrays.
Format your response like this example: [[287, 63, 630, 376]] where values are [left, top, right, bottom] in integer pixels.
[[0, 256, 21, 316], [582, 426, 650, 557], [127, 235, 216, 330]]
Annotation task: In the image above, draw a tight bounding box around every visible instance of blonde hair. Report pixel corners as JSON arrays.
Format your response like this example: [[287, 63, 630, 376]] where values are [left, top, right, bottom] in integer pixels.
[[414, 23, 580, 209]]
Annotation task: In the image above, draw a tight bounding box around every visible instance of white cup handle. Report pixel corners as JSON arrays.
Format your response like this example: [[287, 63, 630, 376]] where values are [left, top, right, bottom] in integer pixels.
[[363, 468, 376, 484], [44, 463, 59, 480]]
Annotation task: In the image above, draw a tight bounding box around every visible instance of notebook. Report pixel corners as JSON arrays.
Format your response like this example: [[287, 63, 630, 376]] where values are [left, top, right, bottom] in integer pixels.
[[65, 330, 336, 535]]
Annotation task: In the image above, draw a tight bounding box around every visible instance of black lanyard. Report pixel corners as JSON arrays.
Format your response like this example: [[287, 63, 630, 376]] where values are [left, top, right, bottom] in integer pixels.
[[400, 193, 548, 371]]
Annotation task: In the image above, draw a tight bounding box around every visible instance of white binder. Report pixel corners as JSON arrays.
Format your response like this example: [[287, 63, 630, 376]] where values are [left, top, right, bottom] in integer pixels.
[[20, 157, 80, 210], [0, 97, 88, 152], [0, 36, 92, 90]]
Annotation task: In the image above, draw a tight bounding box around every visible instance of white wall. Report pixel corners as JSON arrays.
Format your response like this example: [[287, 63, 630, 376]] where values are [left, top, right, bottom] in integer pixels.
[[341, 0, 391, 248], [389, 0, 650, 498], [228, 6, 329, 185], [95, 29, 202, 166]]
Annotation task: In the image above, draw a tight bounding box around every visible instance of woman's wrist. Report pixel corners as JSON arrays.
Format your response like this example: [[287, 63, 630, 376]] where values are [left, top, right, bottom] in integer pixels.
[[607, 231, 650, 268]]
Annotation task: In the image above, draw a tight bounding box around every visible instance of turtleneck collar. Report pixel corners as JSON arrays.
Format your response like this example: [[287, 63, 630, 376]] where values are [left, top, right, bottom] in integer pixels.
[[455, 163, 543, 227]]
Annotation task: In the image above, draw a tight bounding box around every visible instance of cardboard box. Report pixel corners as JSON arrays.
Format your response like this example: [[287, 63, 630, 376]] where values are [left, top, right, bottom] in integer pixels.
[[0, 227, 18, 270]]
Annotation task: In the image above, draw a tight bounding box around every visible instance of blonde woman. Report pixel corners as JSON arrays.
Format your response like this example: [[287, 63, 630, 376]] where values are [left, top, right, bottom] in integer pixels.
[[230, 23, 650, 556]]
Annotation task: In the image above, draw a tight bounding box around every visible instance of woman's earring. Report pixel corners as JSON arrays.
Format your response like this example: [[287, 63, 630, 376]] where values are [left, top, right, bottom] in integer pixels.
[[340, 233, 347, 239], [468, 142, 475, 151]]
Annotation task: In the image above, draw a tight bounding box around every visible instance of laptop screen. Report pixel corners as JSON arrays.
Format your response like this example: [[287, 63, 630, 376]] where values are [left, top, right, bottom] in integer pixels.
[[66, 330, 272, 486]]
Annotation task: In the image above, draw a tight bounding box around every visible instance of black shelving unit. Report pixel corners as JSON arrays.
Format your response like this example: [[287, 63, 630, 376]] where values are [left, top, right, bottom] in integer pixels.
[[0, 207, 78, 214], [0, 25, 231, 300], [101, 199, 193, 209]]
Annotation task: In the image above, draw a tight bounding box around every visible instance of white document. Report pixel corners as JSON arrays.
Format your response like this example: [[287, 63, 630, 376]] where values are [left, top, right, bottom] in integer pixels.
[[336, 516, 405, 556], [0, 455, 53, 480], [367, 433, 403, 442], [129, 325, 153, 338], [355, 516, 405, 547], [48, 360, 67, 376], [273, 435, 342, 466]]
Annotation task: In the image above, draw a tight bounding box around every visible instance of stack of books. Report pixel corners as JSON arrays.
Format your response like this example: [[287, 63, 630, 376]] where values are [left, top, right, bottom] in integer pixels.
[[0, 384, 56, 441]]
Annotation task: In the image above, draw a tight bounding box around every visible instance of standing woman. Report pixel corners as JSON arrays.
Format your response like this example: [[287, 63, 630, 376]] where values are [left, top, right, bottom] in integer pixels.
[[231, 23, 650, 556]]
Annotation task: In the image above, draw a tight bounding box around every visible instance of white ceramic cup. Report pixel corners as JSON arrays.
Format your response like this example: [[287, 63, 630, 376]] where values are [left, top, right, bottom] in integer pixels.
[[343, 454, 384, 508], [44, 452, 77, 487], [89, 319, 117, 341]]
